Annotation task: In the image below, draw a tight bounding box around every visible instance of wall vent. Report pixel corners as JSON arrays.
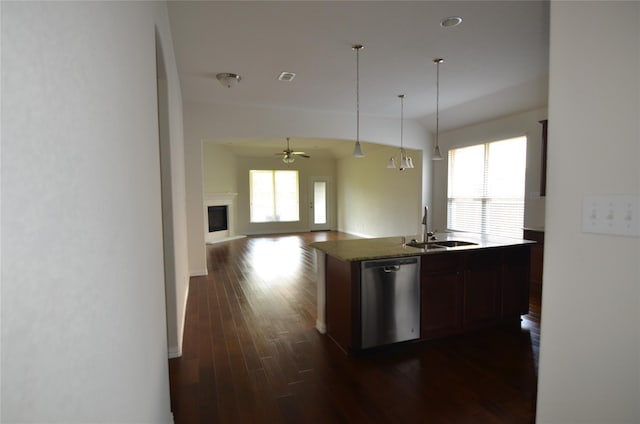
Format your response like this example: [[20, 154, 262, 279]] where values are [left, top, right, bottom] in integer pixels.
[[278, 71, 296, 82]]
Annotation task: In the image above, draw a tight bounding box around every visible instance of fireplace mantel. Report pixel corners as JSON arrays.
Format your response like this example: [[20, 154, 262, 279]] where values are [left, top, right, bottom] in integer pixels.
[[204, 193, 244, 244], [204, 192, 237, 206]]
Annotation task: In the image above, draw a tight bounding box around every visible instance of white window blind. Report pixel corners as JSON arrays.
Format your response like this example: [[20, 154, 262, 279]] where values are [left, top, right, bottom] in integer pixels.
[[250, 170, 299, 223], [447, 136, 527, 238]]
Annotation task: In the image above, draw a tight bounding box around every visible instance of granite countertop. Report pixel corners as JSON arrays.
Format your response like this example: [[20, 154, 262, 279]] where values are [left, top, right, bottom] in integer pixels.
[[310, 232, 534, 262]]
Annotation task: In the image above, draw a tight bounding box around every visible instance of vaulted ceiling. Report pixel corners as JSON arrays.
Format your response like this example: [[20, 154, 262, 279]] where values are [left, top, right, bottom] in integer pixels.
[[168, 1, 549, 152]]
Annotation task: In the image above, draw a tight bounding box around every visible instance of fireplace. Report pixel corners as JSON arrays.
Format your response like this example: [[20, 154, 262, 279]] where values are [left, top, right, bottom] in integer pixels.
[[208, 206, 228, 232], [204, 192, 244, 244]]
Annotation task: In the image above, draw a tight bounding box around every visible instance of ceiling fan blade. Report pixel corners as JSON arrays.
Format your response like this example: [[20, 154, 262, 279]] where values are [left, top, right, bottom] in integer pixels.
[[293, 153, 311, 158]]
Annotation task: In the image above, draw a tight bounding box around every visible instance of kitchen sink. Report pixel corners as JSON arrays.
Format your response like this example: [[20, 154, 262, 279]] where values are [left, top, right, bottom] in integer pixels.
[[407, 240, 477, 249], [406, 241, 445, 249], [431, 240, 477, 248]]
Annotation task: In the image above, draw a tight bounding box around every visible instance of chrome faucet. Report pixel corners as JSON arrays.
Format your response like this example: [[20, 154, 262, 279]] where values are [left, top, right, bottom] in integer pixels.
[[422, 206, 428, 242], [422, 206, 436, 241]]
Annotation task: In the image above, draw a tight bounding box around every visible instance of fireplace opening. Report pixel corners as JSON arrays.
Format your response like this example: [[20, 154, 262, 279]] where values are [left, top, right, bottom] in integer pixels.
[[208, 205, 228, 232]]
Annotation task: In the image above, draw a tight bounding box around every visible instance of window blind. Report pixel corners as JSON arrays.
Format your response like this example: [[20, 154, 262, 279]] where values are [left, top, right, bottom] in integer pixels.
[[447, 136, 526, 238]]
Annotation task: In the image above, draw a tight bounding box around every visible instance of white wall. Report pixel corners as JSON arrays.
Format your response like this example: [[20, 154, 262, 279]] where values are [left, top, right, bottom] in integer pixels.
[[202, 142, 238, 194], [431, 107, 548, 233], [337, 144, 423, 238], [1, 2, 186, 422], [537, 2, 639, 423], [184, 101, 431, 274]]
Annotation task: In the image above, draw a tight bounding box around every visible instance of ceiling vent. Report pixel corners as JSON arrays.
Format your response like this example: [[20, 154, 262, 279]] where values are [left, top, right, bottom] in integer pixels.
[[278, 71, 296, 82]]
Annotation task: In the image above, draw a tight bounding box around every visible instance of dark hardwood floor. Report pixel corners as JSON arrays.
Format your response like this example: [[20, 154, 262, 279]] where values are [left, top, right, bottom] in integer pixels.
[[169, 232, 540, 423]]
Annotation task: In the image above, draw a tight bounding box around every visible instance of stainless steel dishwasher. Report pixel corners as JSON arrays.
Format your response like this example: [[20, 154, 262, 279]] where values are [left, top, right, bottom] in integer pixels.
[[360, 256, 420, 349]]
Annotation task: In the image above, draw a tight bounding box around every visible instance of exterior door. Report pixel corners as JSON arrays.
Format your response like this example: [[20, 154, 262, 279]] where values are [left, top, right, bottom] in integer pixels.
[[309, 177, 332, 231]]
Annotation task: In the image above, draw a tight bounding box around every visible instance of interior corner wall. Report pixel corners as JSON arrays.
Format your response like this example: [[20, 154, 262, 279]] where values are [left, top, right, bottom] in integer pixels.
[[1, 2, 181, 422], [536, 2, 639, 423], [155, 3, 190, 359], [430, 107, 548, 233]]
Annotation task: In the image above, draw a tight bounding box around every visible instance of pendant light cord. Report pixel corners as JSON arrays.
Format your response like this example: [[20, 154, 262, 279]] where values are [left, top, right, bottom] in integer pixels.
[[355, 45, 361, 143], [432, 58, 444, 155], [399, 94, 404, 149], [435, 60, 440, 148]]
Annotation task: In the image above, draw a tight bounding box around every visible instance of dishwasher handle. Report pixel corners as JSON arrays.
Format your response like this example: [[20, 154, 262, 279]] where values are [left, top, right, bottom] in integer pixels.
[[383, 265, 401, 273]]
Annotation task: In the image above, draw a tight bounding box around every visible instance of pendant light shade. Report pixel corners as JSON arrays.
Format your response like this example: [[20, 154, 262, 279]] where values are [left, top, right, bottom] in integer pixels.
[[433, 145, 442, 161], [387, 157, 396, 168], [353, 141, 365, 158], [352, 45, 365, 158], [432, 58, 444, 161]]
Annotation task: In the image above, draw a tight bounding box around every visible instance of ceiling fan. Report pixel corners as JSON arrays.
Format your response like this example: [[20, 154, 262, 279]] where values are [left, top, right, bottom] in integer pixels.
[[276, 137, 310, 164]]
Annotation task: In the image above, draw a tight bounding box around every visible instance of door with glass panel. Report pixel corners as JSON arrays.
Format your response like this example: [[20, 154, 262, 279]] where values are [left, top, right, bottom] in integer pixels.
[[309, 177, 332, 231]]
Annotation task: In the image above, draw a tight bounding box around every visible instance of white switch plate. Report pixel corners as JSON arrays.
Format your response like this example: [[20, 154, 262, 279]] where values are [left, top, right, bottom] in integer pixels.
[[582, 194, 640, 237]]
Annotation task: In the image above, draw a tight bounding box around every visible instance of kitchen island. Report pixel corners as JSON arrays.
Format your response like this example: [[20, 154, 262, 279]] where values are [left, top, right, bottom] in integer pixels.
[[311, 232, 533, 353]]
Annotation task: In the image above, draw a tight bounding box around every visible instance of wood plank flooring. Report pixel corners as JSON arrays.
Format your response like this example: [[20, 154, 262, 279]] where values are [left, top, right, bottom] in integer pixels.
[[169, 232, 540, 423]]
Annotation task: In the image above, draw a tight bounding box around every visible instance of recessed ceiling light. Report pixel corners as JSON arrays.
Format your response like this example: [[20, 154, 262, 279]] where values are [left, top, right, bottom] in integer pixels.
[[278, 71, 296, 82], [440, 16, 463, 28]]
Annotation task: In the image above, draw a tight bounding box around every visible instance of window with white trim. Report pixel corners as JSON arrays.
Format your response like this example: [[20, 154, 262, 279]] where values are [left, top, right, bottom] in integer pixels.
[[447, 136, 527, 238], [250, 170, 299, 223]]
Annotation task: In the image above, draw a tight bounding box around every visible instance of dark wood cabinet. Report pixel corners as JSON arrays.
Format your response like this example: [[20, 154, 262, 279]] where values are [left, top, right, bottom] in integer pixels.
[[421, 254, 463, 339], [539, 119, 548, 197], [523, 229, 544, 289], [325, 245, 531, 353], [501, 246, 531, 319], [463, 250, 502, 329]]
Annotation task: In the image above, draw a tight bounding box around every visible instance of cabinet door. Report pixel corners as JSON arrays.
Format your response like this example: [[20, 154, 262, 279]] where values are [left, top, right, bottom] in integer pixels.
[[501, 246, 531, 319], [463, 250, 501, 328], [421, 255, 463, 339]]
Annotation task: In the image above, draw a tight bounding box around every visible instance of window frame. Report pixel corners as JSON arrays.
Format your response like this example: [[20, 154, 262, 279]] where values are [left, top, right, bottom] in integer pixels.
[[249, 169, 300, 223]]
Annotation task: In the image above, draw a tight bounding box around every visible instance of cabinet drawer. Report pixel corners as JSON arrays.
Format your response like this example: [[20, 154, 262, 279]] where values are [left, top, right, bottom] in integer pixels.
[[421, 254, 461, 274]]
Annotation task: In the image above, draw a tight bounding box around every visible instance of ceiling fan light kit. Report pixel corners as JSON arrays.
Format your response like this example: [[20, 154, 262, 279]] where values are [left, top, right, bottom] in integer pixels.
[[277, 137, 310, 164]]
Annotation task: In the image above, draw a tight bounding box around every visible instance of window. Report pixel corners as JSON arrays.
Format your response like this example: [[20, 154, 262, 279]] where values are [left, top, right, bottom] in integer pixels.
[[447, 136, 527, 238], [250, 170, 299, 223]]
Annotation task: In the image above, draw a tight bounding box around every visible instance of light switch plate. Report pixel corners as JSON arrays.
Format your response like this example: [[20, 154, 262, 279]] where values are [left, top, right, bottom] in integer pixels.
[[582, 194, 640, 237]]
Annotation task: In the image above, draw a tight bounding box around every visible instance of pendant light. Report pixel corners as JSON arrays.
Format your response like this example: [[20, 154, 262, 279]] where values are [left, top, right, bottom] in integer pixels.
[[387, 94, 414, 170], [352, 44, 365, 158], [432, 58, 444, 161]]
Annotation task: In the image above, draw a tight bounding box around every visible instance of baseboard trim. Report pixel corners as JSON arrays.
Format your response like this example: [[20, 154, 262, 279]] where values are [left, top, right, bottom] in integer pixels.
[[167, 277, 190, 359], [190, 269, 208, 277], [316, 320, 327, 334], [206, 235, 246, 245], [168, 346, 181, 359]]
